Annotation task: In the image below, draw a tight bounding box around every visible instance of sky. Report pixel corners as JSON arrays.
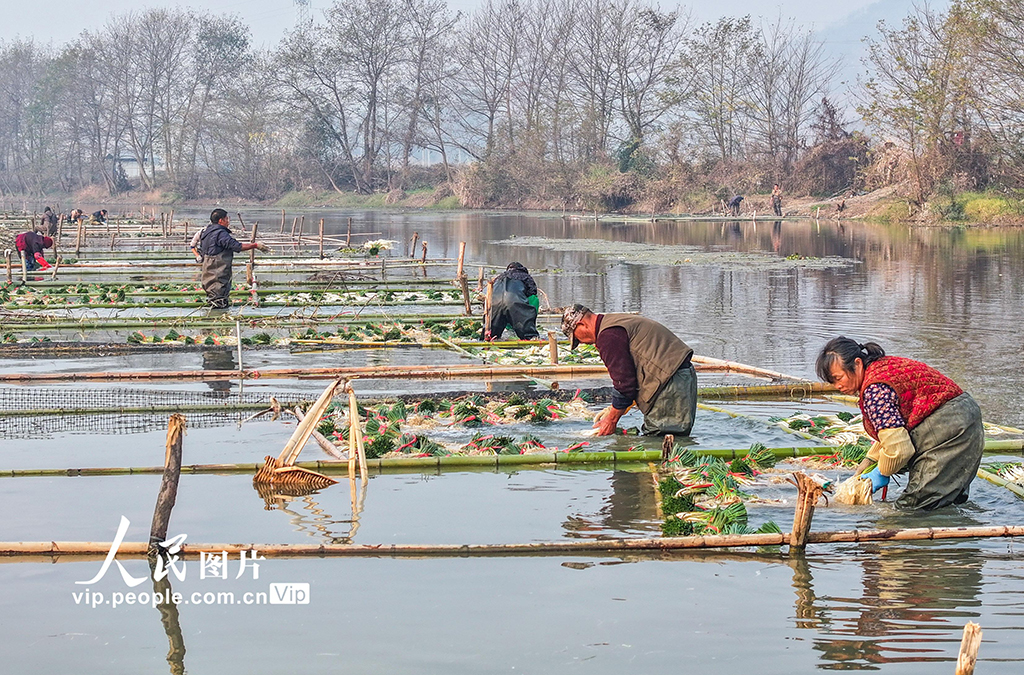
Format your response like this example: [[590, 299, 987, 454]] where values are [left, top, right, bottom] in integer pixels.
[[5, 0, 900, 50]]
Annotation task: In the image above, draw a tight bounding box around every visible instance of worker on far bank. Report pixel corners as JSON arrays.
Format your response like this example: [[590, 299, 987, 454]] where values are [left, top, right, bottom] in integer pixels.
[[562, 305, 697, 437], [15, 231, 54, 271], [484, 262, 540, 341], [90, 209, 107, 224], [816, 337, 984, 510], [727, 194, 743, 216], [198, 208, 270, 309], [771, 184, 783, 217]]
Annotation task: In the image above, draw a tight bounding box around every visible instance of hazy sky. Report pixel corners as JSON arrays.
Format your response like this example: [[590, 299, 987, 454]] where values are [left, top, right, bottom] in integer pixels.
[[7, 0, 884, 49]]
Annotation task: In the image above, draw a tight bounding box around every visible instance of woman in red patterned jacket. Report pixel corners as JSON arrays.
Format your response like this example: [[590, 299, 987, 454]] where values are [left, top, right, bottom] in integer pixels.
[[815, 337, 983, 509]]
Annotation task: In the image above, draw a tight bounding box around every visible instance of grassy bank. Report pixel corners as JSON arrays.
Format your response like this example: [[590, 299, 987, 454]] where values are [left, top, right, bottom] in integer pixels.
[[866, 191, 1024, 225]]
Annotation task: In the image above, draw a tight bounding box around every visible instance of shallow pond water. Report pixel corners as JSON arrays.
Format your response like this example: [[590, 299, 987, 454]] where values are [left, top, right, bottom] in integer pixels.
[[3, 210, 1024, 672]]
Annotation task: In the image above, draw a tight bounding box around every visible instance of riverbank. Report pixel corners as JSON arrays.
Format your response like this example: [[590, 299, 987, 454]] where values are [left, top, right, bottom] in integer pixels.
[[5, 184, 1023, 226]]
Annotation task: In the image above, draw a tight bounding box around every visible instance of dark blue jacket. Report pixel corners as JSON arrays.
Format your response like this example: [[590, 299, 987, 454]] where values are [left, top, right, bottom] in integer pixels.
[[199, 224, 243, 256]]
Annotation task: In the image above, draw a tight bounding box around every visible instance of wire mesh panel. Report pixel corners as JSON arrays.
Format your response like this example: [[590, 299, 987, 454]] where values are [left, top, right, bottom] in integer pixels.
[[0, 411, 251, 438], [0, 387, 317, 414]]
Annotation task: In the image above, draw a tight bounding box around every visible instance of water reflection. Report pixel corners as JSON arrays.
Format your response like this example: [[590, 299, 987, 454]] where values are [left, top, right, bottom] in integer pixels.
[[201, 348, 237, 394], [795, 545, 990, 670], [256, 476, 367, 544], [561, 470, 659, 538]]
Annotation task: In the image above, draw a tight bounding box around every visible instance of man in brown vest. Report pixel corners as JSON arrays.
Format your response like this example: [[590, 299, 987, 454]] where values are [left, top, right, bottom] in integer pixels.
[[561, 304, 697, 436]]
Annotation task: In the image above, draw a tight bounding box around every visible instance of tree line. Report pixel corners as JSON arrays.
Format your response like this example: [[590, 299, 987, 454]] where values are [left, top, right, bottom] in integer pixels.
[[0, 0, 1020, 210]]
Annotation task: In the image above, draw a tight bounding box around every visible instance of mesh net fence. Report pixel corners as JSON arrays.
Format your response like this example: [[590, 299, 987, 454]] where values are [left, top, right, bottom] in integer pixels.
[[0, 410, 250, 438], [0, 386, 319, 414]]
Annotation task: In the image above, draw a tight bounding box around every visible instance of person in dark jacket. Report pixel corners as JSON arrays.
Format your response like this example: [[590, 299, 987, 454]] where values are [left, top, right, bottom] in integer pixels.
[[728, 195, 744, 216], [15, 231, 54, 271], [484, 262, 540, 341], [90, 209, 107, 224], [41, 207, 59, 236], [562, 304, 697, 436], [198, 208, 269, 309]]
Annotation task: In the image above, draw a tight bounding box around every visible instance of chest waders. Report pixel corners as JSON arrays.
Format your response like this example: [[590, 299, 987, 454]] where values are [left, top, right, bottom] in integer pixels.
[[201, 249, 234, 309]]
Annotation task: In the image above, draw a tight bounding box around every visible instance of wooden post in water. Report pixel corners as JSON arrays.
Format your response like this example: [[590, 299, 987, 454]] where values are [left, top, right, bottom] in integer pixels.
[[280, 209, 286, 233], [246, 222, 258, 287], [318, 218, 325, 259], [57, 214, 64, 241], [149, 414, 186, 549], [290, 217, 298, 238], [790, 472, 823, 549], [484, 280, 494, 339], [110, 234, 116, 251], [168, 210, 174, 235], [50, 256, 60, 281], [548, 332, 558, 364], [20, 250, 28, 283], [298, 216, 305, 245], [420, 241, 427, 264], [75, 217, 84, 256], [409, 232, 419, 258], [477, 265, 485, 291], [456, 242, 472, 315], [346, 217, 352, 248], [5, 249, 12, 283], [661, 435, 675, 461], [956, 622, 982, 675]]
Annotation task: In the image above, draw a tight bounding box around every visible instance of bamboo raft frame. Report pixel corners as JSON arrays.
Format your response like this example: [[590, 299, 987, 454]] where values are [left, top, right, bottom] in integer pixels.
[[3, 525, 1024, 559], [4, 441, 1022, 478]]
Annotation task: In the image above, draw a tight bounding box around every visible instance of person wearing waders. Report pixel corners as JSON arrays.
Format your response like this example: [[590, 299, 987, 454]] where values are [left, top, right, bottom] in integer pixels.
[[483, 262, 540, 341], [561, 304, 697, 437], [198, 208, 269, 309], [816, 337, 984, 509], [90, 209, 107, 224], [771, 184, 783, 217]]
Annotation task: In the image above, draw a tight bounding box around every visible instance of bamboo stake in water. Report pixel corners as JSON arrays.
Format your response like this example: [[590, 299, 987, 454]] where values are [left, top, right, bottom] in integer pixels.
[[149, 414, 185, 549], [246, 222, 259, 287], [235, 321, 244, 376], [74, 217, 84, 256], [318, 218, 325, 259], [4, 249, 11, 283], [956, 622, 982, 675], [347, 387, 358, 476], [548, 332, 558, 364], [20, 250, 28, 283], [410, 232, 418, 258], [346, 217, 352, 247], [484, 280, 494, 339], [280, 209, 286, 233], [421, 241, 427, 264]]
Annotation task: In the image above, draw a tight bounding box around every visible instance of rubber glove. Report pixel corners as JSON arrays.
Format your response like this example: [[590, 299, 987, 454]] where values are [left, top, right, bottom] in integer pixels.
[[256, 243, 271, 253], [34, 253, 51, 270], [862, 466, 890, 493]]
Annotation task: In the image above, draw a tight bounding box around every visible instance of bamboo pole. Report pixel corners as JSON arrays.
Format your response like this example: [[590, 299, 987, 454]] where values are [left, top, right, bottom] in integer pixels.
[[298, 215, 305, 245], [278, 379, 343, 466], [956, 622, 982, 675], [318, 218, 325, 259], [484, 280, 494, 339], [976, 467, 1024, 499], [4, 249, 10, 283], [280, 209, 286, 233], [409, 232, 418, 258], [697, 382, 839, 399], [246, 222, 259, 287], [168, 210, 174, 235], [74, 217, 84, 256], [347, 393, 358, 476], [20, 250, 28, 283], [149, 415, 185, 548], [109, 233, 116, 251], [290, 217, 298, 237], [421, 241, 427, 264], [291, 407, 345, 461], [456, 241, 466, 278], [347, 384, 367, 477], [4, 525, 1024, 558], [690, 355, 809, 383], [0, 448, 839, 479], [346, 217, 352, 248], [548, 331, 558, 364]]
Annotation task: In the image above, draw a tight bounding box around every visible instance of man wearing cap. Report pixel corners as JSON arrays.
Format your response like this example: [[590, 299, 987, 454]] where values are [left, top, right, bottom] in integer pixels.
[[562, 304, 697, 436], [483, 262, 540, 341]]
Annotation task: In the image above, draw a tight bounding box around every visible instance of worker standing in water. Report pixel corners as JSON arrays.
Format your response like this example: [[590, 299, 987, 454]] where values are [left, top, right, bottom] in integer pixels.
[[484, 262, 540, 341], [197, 208, 269, 309], [562, 304, 696, 437], [816, 337, 984, 509]]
